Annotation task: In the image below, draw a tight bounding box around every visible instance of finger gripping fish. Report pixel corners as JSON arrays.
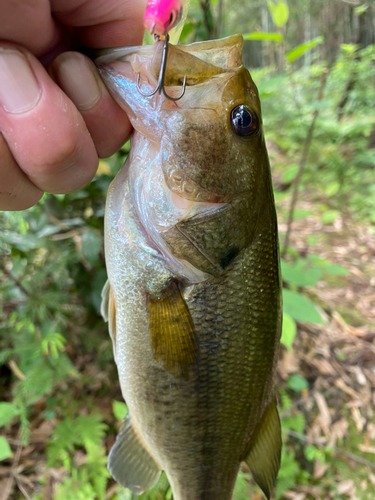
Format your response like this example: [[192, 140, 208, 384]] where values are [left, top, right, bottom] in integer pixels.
[[97, 34, 282, 500]]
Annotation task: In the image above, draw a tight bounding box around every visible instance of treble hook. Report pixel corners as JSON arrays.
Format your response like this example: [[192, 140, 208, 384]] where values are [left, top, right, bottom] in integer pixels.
[[137, 34, 187, 101]]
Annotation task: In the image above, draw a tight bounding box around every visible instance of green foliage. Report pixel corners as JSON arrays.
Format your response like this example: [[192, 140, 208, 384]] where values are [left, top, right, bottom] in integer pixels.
[[287, 374, 309, 392], [0, 402, 20, 427], [267, 0, 289, 28], [287, 36, 324, 62], [283, 289, 323, 324], [275, 447, 301, 499], [280, 313, 297, 351], [243, 32, 284, 42], [112, 400, 128, 421], [0, 153, 124, 493], [0, 437, 13, 461], [281, 164, 299, 183], [282, 259, 322, 287], [259, 44, 375, 222], [48, 414, 109, 499]]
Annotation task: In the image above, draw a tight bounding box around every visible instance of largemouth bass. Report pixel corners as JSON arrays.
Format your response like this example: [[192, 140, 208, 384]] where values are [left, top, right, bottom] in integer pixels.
[[97, 35, 282, 500]]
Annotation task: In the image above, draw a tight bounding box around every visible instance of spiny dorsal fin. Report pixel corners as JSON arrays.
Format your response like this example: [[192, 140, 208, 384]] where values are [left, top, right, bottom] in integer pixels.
[[147, 281, 198, 380], [108, 415, 161, 495], [244, 398, 282, 500]]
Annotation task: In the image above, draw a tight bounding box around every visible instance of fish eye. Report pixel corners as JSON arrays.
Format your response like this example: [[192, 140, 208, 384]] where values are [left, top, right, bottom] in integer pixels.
[[230, 105, 259, 137]]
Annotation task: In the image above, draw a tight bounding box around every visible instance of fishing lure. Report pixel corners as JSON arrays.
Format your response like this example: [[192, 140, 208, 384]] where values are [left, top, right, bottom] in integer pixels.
[[144, 0, 186, 38], [137, 0, 190, 101]]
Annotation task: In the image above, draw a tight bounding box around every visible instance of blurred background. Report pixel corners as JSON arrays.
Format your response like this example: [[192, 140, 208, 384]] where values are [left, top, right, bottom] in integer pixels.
[[1, 0, 375, 498]]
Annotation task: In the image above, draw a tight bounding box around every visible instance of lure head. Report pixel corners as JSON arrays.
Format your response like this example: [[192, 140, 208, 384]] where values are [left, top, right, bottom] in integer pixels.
[[144, 0, 184, 37]]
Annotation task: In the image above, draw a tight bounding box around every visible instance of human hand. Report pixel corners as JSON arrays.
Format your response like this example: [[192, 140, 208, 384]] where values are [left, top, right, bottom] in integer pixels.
[[0, 0, 146, 210]]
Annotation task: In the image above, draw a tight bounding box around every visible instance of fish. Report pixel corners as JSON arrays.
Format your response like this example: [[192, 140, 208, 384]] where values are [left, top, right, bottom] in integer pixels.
[[97, 34, 282, 500]]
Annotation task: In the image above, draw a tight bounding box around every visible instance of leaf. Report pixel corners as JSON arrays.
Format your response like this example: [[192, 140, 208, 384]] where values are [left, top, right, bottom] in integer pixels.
[[258, 75, 287, 97], [91, 268, 108, 315], [243, 32, 283, 42], [287, 374, 308, 392], [281, 164, 299, 183], [341, 43, 359, 53], [293, 209, 314, 220], [81, 229, 102, 266], [276, 448, 300, 499], [112, 401, 128, 421], [280, 313, 297, 351], [287, 36, 324, 63], [0, 402, 20, 427], [323, 264, 349, 276], [354, 4, 368, 15], [282, 413, 305, 434], [324, 182, 340, 197], [0, 231, 42, 251], [267, 0, 289, 28], [281, 260, 322, 287], [41, 332, 66, 359], [304, 444, 327, 464], [233, 471, 250, 500], [321, 210, 340, 224], [0, 437, 13, 461], [283, 289, 324, 324], [180, 22, 194, 42]]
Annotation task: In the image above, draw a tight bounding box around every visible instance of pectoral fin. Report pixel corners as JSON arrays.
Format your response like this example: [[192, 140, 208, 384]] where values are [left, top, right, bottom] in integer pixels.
[[100, 279, 110, 322], [101, 280, 117, 361], [244, 398, 282, 500], [108, 415, 161, 495], [147, 280, 198, 380]]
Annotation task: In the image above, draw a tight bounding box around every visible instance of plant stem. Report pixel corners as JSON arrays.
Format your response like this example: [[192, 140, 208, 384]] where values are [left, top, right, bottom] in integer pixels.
[[281, 68, 329, 257], [1, 265, 29, 297]]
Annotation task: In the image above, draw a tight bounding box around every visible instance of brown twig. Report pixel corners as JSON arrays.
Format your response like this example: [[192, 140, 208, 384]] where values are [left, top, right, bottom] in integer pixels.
[[200, 0, 215, 39], [1, 266, 29, 298], [8, 360, 26, 381], [282, 68, 329, 257], [213, 0, 224, 39], [15, 477, 32, 500], [1, 436, 22, 500]]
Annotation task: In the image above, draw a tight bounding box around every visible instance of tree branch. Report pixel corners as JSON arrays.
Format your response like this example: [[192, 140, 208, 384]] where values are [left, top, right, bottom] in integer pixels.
[[282, 68, 329, 257]]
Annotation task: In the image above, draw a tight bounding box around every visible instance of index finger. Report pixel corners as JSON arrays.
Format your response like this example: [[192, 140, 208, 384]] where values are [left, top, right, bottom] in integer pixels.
[[51, 0, 147, 47]]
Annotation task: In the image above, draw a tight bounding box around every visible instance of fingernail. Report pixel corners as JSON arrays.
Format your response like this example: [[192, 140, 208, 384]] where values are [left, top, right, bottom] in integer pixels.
[[53, 53, 101, 111], [0, 49, 41, 113]]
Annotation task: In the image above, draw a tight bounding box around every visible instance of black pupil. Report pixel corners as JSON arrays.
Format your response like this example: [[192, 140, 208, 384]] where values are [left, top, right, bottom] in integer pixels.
[[230, 105, 258, 137]]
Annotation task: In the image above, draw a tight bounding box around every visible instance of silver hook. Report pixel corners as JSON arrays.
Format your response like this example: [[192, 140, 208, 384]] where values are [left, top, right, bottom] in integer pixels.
[[137, 34, 187, 101]]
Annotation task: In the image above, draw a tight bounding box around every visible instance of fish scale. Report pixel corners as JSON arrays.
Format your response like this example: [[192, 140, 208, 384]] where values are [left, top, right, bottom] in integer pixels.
[[98, 35, 282, 500]]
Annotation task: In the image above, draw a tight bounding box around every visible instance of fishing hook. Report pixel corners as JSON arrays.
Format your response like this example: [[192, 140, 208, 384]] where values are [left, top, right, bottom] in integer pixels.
[[137, 34, 187, 101]]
